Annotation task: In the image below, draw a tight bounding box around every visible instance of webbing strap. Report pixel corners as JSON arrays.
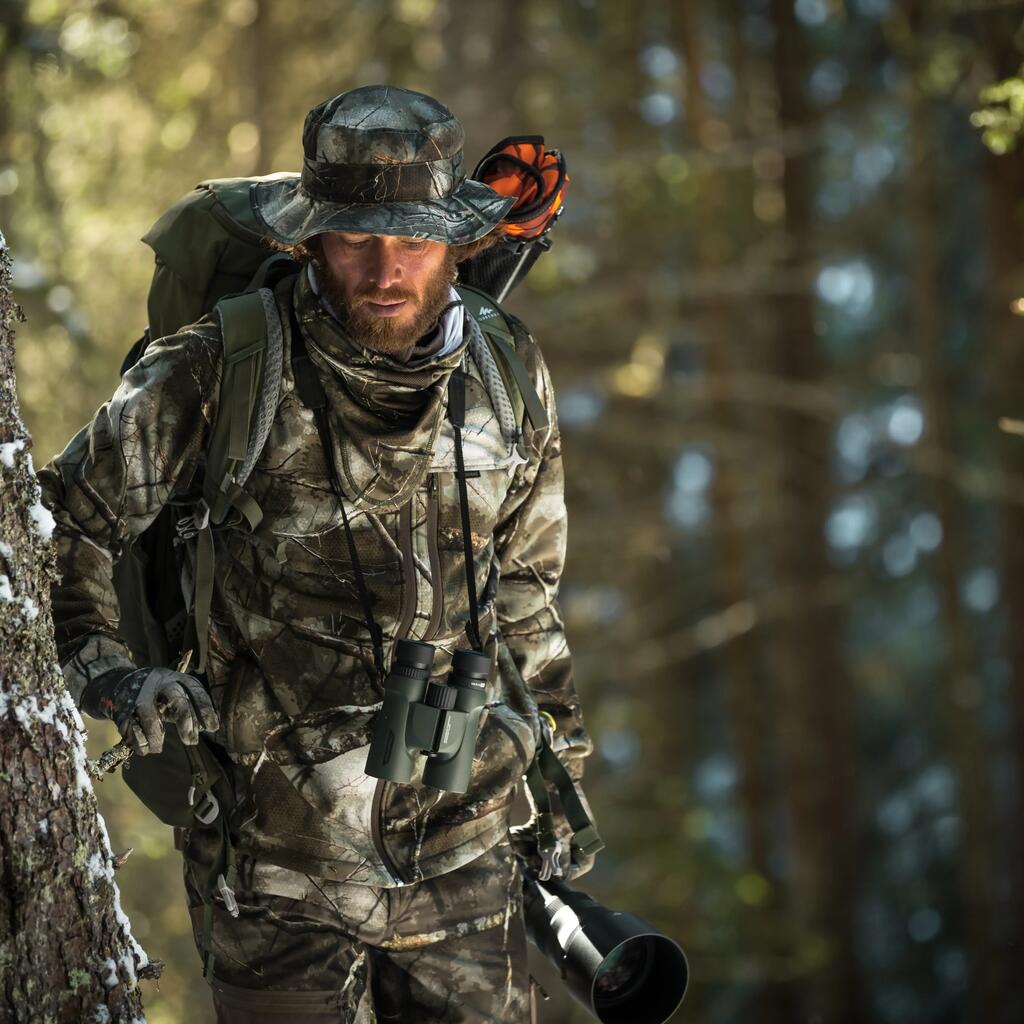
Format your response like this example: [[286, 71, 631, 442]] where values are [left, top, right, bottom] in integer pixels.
[[536, 742, 604, 857], [455, 284, 545, 436], [448, 370, 482, 652], [525, 756, 561, 881], [200, 834, 238, 979], [183, 740, 236, 980], [289, 328, 386, 684], [223, 483, 263, 531], [486, 333, 548, 432], [206, 291, 268, 522], [193, 517, 215, 673]]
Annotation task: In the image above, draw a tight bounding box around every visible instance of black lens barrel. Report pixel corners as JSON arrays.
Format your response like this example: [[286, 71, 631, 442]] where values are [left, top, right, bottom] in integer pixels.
[[450, 648, 491, 686], [523, 874, 688, 1024]]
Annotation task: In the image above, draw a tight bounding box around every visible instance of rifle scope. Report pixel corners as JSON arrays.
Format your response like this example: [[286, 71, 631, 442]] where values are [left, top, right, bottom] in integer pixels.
[[523, 873, 688, 1024]]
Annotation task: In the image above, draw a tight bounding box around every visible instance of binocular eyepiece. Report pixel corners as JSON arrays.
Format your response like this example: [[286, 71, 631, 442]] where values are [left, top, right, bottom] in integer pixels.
[[365, 639, 490, 794]]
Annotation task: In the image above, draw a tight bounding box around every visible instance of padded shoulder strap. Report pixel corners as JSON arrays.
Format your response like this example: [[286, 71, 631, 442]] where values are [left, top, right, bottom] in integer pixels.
[[203, 291, 265, 520], [455, 285, 549, 432], [188, 286, 283, 672], [203, 287, 284, 524]]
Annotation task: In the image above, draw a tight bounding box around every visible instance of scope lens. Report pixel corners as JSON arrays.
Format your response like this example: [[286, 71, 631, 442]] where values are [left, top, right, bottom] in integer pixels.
[[593, 938, 656, 1008]]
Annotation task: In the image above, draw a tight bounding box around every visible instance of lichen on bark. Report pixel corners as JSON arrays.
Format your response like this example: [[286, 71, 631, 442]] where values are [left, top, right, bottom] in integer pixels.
[[0, 230, 151, 1023]]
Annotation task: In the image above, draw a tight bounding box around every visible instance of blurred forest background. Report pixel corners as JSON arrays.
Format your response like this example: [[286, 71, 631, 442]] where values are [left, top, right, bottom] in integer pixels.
[[5, 0, 1024, 1021]]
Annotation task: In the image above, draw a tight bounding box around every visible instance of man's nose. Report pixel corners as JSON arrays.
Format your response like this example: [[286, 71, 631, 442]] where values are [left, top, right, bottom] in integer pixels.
[[367, 240, 402, 290]]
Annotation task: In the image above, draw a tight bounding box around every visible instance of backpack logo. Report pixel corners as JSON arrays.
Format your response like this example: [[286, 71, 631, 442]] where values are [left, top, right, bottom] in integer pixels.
[[477, 305, 499, 320]]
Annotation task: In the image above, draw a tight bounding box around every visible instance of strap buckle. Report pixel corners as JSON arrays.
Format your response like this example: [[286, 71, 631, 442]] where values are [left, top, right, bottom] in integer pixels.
[[188, 784, 220, 825], [538, 710, 556, 748], [535, 810, 563, 882], [216, 873, 239, 918], [537, 838, 564, 882], [176, 498, 211, 540]]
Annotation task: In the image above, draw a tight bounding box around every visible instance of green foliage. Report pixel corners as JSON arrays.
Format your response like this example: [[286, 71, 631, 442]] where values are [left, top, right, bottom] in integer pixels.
[[972, 71, 1024, 154]]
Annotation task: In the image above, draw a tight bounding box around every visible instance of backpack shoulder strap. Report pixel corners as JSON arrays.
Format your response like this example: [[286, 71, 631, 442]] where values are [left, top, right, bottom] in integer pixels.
[[187, 283, 285, 672], [455, 284, 549, 434]]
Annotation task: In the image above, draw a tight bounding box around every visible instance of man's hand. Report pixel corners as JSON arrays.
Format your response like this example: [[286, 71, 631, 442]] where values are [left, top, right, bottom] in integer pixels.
[[83, 667, 219, 755]]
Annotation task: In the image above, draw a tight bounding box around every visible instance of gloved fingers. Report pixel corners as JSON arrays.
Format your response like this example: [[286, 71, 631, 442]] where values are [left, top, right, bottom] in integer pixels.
[[131, 705, 165, 755], [161, 688, 200, 745], [176, 675, 220, 734], [137, 700, 166, 754], [129, 721, 150, 756]]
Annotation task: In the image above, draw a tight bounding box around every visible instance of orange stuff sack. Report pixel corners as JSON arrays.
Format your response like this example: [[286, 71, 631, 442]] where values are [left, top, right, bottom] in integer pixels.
[[472, 136, 569, 240]]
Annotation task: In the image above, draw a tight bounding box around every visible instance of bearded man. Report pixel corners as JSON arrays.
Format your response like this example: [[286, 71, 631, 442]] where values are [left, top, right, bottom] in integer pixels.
[[39, 85, 594, 1023]]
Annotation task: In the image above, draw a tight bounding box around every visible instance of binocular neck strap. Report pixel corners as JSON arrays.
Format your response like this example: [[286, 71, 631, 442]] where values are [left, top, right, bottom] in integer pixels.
[[448, 368, 482, 652], [289, 326, 386, 684]]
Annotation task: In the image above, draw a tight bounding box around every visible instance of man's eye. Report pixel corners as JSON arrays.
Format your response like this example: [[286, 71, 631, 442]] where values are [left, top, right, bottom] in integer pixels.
[[344, 239, 369, 249], [403, 240, 427, 250]]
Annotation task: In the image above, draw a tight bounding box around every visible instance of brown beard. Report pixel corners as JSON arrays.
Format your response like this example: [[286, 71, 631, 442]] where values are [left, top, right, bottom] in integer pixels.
[[318, 249, 458, 357]]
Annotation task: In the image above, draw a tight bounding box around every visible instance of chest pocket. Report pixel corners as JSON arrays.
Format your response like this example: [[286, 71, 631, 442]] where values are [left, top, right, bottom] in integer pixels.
[[428, 365, 527, 477]]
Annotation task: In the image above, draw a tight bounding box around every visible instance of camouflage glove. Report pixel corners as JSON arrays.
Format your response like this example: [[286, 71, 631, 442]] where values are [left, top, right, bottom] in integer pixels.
[[509, 817, 596, 882], [81, 667, 219, 756]]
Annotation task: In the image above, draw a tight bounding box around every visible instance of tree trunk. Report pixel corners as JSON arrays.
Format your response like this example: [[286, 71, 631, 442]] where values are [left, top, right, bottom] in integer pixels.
[[977, 16, 1024, 1024], [767, 2, 862, 1020], [674, 5, 796, 1020], [0, 232, 152, 1022], [906, 48, 998, 1024]]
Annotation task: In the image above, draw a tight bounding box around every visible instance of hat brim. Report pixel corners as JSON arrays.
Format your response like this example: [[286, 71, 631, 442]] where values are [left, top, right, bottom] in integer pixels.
[[251, 174, 515, 247]]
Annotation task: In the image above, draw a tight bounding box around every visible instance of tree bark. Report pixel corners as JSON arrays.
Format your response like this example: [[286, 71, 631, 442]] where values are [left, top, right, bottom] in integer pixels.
[[0, 232, 152, 1022]]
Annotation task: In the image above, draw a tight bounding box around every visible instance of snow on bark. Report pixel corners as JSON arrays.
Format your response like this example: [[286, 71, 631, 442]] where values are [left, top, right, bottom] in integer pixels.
[[0, 232, 153, 1021]]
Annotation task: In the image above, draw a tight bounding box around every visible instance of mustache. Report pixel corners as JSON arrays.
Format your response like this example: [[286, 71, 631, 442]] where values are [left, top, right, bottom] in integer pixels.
[[352, 287, 417, 305]]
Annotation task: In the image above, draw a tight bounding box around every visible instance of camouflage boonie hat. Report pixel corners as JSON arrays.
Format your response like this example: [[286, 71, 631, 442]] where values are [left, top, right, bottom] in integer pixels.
[[252, 85, 515, 246]]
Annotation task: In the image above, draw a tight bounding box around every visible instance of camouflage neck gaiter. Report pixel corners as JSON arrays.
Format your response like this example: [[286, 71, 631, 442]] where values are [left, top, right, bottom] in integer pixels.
[[290, 272, 467, 509]]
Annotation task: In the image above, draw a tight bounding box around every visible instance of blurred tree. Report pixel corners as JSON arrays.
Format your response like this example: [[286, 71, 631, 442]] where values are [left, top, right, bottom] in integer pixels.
[[975, 9, 1024, 1024], [765, 1, 861, 1021], [905, 6, 999, 1021], [674, 4, 796, 1021]]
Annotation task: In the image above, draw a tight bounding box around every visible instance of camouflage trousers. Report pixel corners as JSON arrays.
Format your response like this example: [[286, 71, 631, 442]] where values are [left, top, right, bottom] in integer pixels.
[[182, 830, 533, 1023]]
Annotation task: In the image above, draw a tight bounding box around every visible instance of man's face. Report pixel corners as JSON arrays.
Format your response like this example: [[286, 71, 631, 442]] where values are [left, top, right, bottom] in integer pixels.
[[317, 231, 456, 356]]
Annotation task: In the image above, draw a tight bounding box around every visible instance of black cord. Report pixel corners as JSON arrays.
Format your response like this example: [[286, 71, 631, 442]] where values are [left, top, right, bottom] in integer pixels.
[[448, 370, 483, 651]]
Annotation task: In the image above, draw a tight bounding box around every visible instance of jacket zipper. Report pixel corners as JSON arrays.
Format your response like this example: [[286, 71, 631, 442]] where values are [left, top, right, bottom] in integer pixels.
[[373, 501, 416, 886], [371, 778, 407, 885], [396, 500, 416, 641]]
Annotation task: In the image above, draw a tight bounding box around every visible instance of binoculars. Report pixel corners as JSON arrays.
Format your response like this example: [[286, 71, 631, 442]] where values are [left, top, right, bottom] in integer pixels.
[[364, 639, 490, 794]]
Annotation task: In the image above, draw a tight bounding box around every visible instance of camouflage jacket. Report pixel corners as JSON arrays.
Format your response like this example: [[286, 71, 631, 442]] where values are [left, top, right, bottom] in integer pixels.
[[39, 271, 592, 887]]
